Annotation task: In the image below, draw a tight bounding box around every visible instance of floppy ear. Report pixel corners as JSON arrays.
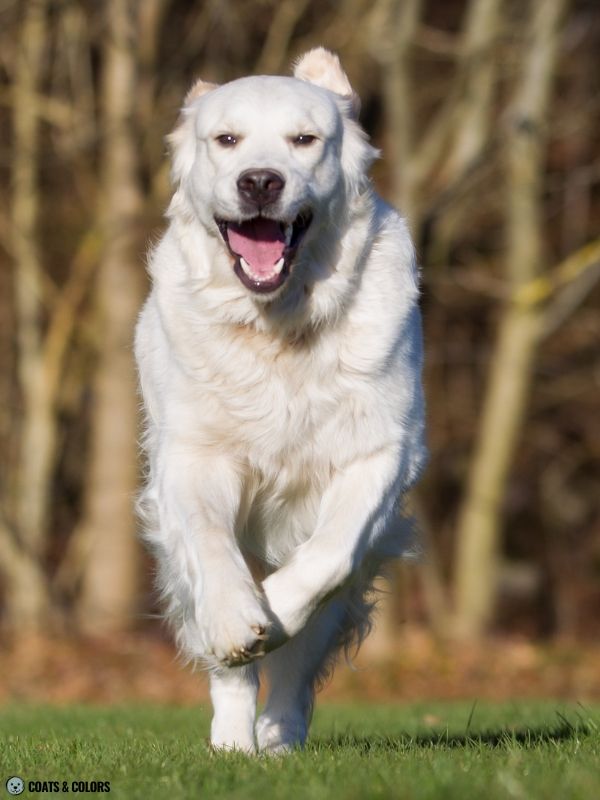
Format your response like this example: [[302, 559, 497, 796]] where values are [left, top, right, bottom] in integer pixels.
[[293, 47, 360, 117], [167, 78, 220, 186]]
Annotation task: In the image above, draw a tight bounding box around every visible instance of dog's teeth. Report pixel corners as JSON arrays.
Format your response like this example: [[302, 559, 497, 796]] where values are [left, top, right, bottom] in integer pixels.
[[284, 224, 293, 246], [240, 257, 253, 277], [240, 256, 284, 280]]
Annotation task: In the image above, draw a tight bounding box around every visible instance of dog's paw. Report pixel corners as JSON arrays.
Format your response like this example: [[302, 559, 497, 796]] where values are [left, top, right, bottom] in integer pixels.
[[218, 621, 268, 668], [200, 590, 270, 667], [256, 712, 307, 754]]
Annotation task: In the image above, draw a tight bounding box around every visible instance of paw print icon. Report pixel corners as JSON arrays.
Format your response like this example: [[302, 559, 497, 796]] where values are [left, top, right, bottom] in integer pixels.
[[6, 777, 24, 796]]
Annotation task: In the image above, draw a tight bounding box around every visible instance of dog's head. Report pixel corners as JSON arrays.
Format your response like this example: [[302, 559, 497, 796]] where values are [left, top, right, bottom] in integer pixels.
[[167, 49, 378, 301]]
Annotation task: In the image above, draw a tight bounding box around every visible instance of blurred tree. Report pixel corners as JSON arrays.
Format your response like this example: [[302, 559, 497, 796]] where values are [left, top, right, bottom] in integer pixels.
[[75, 0, 144, 633], [3, 0, 53, 630], [453, 0, 570, 639]]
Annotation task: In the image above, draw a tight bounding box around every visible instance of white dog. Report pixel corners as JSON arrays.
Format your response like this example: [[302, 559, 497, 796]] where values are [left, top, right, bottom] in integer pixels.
[[135, 48, 427, 753]]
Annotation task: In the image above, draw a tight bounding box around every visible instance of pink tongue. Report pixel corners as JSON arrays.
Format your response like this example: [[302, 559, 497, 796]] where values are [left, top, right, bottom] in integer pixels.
[[227, 219, 286, 276]]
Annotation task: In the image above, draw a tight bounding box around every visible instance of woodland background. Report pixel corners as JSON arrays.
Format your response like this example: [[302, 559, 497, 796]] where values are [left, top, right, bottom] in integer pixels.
[[0, 0, 599, 699]]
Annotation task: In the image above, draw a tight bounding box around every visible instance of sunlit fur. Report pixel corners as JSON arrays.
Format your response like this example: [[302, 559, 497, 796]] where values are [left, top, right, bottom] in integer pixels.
[[135, 48, 427, 754]]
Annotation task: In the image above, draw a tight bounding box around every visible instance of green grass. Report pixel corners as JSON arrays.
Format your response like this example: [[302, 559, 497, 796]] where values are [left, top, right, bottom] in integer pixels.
[[1, 702, 598, 799]]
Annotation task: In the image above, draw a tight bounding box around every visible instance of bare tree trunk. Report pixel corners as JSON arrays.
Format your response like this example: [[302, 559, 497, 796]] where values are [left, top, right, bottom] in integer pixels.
[[254, 0, 312, 75], [424, 0, 503, 265], [138, 0, 169, 172], [76, 0, 144, 633], [453, 0, 569, 640], [372, 0, 422, 222], [439, 0, 501, 186], [0, 517, 50, 632], [371, 0, 504, 635], [4, 0, 53, 629]]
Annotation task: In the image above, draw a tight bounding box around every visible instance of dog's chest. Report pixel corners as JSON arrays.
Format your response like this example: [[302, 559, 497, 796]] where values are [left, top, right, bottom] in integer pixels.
[[224, 332, 342, 559], [209, 327, 345, 462], [181, 317, 388, 563]]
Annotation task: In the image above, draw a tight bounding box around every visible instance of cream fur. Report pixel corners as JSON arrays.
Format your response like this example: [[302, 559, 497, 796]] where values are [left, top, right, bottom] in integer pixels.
[[135, 48, 427, 753]]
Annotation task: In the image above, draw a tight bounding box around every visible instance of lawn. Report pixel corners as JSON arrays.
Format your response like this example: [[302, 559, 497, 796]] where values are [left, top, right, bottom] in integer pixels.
[[1, 702, 598, 799]]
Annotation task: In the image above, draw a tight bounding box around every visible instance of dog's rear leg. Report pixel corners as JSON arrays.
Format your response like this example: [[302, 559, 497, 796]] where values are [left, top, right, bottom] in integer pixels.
[[256, 592, 358, 754], [210, 663, 259, 753]]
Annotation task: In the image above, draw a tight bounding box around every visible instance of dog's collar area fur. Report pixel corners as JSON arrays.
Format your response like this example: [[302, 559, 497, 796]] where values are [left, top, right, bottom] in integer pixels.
[[215, 212, 313, 294]]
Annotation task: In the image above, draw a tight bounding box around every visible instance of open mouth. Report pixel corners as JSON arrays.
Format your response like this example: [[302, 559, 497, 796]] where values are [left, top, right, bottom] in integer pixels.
[[216, 211, 312, 294]]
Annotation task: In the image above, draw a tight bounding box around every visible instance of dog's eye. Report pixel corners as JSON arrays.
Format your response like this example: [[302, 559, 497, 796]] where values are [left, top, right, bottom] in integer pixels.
[[215, 134, 238, 147], [292, 134, 317, 146]]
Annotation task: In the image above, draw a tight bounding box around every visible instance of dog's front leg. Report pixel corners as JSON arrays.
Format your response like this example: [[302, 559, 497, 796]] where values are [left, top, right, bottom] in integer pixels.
[[152, 447, 268, 750], [154, 447, 269, 666], [262, 446, 406, 644], [209, 664, 259, 753]]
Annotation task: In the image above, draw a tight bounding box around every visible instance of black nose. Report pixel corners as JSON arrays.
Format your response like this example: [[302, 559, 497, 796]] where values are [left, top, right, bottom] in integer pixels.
[[237, 169, 285, 207]]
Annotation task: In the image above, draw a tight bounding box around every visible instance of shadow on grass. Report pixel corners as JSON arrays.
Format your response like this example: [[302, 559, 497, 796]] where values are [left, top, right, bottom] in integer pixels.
[[313, 718, 592, 754]]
